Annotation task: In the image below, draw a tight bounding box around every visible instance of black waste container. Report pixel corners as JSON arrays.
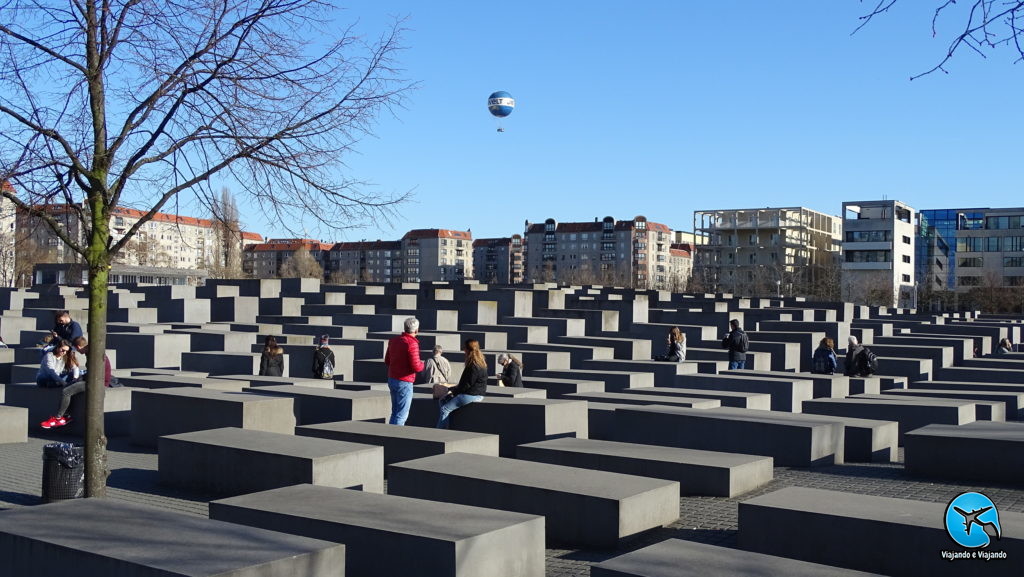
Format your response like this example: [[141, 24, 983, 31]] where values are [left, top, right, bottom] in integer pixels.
[[42, 442, 85, 502]]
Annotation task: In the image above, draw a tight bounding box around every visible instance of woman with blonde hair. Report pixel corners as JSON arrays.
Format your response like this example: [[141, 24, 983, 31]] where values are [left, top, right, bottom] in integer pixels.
[[437, 339, 487, 428], [653, 326, 686, 362]]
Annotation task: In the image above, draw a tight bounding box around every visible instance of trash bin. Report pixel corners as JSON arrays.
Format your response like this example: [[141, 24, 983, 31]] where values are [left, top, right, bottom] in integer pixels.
[[42, 442, 85, 502]]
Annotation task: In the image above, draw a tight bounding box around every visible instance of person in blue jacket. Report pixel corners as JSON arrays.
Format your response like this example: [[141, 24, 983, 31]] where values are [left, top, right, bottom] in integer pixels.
[[51, 310, 84, 342]]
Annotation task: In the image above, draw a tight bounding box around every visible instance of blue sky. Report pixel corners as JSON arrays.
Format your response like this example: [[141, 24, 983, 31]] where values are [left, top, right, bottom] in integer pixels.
[[235, 1, 1023, 241]]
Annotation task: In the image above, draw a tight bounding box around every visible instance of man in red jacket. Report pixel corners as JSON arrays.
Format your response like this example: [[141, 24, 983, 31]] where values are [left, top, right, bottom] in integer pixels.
[[384, 317, 425, 425]]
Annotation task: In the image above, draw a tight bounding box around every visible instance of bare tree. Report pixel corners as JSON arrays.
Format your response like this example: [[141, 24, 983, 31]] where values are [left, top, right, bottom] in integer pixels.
[[279, 249, 323, 279], [0, 0, 412, 496], [856, 1, 1024, 79], [208, 187, 244, 279]]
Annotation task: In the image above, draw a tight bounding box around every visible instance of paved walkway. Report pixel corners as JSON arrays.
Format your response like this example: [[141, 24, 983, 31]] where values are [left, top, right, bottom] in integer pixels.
[[2, 432, 1022, 576]]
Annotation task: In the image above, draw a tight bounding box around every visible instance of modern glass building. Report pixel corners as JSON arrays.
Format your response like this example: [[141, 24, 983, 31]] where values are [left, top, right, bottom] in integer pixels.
[[917, 207, 1024, 292]]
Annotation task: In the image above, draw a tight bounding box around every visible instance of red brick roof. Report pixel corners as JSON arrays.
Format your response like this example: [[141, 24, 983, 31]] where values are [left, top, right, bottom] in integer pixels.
[[331, 240, 402, 251], [241, 231, 262, 241], [402, 229, 472, 241], [247, 240, 332, 252], [472, 237, 514, 247], [112, 206, 215, 228]]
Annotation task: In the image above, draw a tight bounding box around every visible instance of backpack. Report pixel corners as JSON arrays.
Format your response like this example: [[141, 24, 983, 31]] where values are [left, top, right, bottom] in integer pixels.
[[313, 348, 334, 379], [736, 332, 749, 353], [858, 347, 879, 375]]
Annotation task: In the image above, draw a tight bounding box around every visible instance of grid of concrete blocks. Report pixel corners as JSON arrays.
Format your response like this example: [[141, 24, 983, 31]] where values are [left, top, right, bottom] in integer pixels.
[[0, 279, 1022, 576]]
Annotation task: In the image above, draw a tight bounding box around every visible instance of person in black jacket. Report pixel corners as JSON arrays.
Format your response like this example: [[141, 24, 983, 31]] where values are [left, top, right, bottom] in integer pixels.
[[259, 335, 284, 377], [721, 319, 749, 370], [437, 339, 487, 428], [497, 353, 524, 387]]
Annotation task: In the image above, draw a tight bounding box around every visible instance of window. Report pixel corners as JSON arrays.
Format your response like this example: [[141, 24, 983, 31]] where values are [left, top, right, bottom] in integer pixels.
[[902, 274, 910, 282], [1005, 256, 1024, 268], [958, 276, 982, 287], [902, 235, 911, 245], [958, 257, 983, 267], [1004, 237, 1024, 252], [845, 250, 892, 263], [901, 255, 911, 263], [845, 230, 892, 242], [957, 237, 999, 252], [986, 216, 1022, 229]]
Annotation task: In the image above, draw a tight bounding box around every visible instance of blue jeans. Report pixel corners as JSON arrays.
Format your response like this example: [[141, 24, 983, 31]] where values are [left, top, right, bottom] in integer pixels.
[[437, 394, 483, 429], [728, 360, 746, 370], [387, 378, 414, 425]]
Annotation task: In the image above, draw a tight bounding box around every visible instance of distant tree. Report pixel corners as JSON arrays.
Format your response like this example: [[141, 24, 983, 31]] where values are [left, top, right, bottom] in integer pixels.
[[279, 250, 324, 279], [0, 0, 412, 496], [857, 1, 1024, 79], [328, 269, 357, 284], [208, 188, 244, 279]]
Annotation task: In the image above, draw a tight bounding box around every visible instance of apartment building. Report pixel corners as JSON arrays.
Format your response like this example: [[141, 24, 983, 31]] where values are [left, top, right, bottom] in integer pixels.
[[522, 216, 680, 289], [918, 207, 1024, 293], [472, 235, 524, 284], [326, 240, 403, 282], [16, 203, 260, 280], [402, 229, 473, 282], [242, 238, 332, 278], [841, 200, 916, 307], [693, 207, 841, 297]]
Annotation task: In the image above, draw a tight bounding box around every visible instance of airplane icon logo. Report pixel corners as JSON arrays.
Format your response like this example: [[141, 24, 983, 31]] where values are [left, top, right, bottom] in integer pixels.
[[946, 493, 1002, 549]]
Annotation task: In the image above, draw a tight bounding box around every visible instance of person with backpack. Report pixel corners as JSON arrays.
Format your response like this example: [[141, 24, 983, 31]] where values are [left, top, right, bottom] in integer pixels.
[[811, 337, 838, 375], [653, 327, 686, 362], [721, 319, 749, 370], [497, 353, 524, 387], [384, 317, 425, 426], [421, 345, 452, 384], [311, 334, 335, 380], [845, 335, 878, 377]]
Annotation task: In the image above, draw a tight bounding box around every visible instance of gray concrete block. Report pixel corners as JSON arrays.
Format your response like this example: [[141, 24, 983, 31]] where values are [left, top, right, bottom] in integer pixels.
[[552, 335, 652, 360], [847, 376, 882, 395], [904, 421, 1024, 483], [882, 387, 1024, 420], [210, 484, 544, 577], [802, 396, 976, 443], [0, 405, 27, 443], [130, 387, 296, 447], [517, 437, 772, 497], [404, 397, 588, 456], [4, 383, 131, 437], [676, 373, 814, 412], [159, 427, 383, 495], [212, 374, 334, 389], [181, 351, 264, 376], [507, 376, 605, 398], [166, 328, 257, 353], [534, 369, 654, 392], [117, 374, 249, 391], [565, 391, 721, 409], [739, 486, 1024, 577], [592, 538, 883, 577], [106, 332, 191, 369], [0, 498, 345, 576], [243, 385, 390, 424], [856, 392, 1005, 421], [623, 386, 772, 409], [731, 369, 851, 400], [297, 420, 499, 465], [613, 405, 844, 467], [388, 452, 679, 548]]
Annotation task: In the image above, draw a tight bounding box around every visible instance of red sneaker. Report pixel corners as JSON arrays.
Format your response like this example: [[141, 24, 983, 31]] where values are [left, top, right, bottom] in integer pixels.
[[40, 416, 59, 429], [52, 416, 70, 428]]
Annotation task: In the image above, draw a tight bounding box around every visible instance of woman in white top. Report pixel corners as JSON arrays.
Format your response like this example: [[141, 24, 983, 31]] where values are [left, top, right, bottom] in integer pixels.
[[37, 339, 78, 388]]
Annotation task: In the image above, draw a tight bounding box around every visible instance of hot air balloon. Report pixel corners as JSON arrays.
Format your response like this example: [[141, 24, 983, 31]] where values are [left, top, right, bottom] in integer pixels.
[[487, 91, 515, 132]]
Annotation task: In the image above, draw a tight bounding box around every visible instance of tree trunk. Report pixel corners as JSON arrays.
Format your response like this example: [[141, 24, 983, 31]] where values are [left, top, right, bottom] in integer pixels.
[[84, 216, 109, 497]]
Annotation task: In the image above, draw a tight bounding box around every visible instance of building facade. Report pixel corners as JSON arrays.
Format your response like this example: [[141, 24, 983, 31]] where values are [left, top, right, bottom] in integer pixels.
[[693, 207, 841, 297], [917, 207, 1024, 293], [522, 216, 681, 289], [16, 203, 260, 285], [326, 240, 403, 282], [242, 238, 332, 278], [472, 235, 524, 284], [402, 229, 473, 282], [841, 200, 916, 307]]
